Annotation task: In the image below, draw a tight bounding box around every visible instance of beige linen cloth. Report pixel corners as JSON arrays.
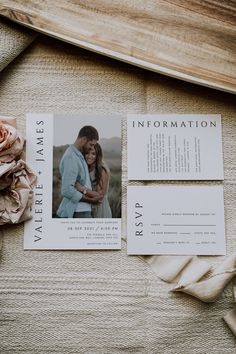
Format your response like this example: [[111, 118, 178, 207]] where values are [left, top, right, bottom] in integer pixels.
[[0, 17, 236, 353]]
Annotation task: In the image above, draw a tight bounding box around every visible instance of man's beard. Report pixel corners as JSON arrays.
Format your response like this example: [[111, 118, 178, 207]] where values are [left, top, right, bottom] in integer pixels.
[[82, 145, 90, 155], [81, 146, 86, 154]]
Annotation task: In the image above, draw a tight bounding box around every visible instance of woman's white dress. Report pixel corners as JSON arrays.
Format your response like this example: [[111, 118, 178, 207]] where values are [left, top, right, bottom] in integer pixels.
[[90, 169, 112, 218]]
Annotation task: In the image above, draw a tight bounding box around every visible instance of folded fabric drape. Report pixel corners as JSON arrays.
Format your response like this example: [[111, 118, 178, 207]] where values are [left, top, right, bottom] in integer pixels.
[[142, 254, 236, 336], [143, 254, 236, 301], [0, 18, 37, 72]]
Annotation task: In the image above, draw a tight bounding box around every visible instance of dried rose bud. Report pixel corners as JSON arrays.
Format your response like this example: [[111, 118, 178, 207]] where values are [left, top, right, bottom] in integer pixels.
[[0, 117, 24, 163], [0, 159, 37, 225]]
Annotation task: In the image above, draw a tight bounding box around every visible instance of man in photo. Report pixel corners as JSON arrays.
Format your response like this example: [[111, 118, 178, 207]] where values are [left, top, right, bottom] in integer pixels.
[[57, 125, 102, 218]]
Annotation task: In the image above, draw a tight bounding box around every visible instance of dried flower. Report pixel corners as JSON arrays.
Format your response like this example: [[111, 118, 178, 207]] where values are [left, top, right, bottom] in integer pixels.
[[0, 159, 37, 225], [0, 117, 24, 163]]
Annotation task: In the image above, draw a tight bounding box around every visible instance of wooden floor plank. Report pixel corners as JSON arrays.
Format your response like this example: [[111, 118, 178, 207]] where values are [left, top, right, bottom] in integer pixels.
[[0, 0, 235, 93]]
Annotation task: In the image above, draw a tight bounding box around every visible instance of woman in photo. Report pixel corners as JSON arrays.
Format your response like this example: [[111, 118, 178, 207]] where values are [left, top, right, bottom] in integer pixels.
[[75, 143, 112, 218]]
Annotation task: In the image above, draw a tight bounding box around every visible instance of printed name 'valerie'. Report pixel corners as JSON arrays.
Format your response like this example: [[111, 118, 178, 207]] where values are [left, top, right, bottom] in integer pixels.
[[34, 184, 43, 242], [35, 120, 45, 162], [132, 120, 217, 128]]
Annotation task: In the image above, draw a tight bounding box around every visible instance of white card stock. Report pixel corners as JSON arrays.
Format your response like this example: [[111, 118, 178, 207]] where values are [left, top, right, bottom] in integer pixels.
[[127, 114, 223, 180], [127, 185, 226, 255]]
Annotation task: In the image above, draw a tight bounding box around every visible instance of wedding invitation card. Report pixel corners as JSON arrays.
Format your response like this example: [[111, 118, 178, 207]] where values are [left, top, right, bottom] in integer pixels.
[[24, 113, 122, 250], [127, 185, 226, 255], [127, 114, 224, 180]]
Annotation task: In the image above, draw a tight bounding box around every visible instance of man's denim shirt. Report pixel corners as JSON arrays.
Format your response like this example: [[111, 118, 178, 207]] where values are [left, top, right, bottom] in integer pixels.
[[57, 145, 89, 218]]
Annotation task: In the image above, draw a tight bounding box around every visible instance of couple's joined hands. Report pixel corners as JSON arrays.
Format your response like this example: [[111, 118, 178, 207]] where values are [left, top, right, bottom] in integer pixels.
[[75, 181, 103, 204]]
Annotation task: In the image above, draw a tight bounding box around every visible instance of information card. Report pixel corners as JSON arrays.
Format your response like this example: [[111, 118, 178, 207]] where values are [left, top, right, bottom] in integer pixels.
[[127, 185, 226, 255], [127, 114, 223, 180]]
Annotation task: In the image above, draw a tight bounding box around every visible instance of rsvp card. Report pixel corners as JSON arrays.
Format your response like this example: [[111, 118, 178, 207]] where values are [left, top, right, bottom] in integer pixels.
[[127, 185, 226, 255], [127, 114, 224, 180]]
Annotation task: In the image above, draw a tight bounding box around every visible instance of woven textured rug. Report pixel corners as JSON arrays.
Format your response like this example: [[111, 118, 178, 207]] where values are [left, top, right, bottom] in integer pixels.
[[0, 19, 236, 353]]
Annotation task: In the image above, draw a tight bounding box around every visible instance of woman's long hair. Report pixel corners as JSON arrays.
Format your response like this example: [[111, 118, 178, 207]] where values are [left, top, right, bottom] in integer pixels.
[[93, 143, 109, 188]]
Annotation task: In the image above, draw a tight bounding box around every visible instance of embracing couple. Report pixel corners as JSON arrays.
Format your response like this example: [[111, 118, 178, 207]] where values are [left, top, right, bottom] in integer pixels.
[[57, 125, 112, 218]]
